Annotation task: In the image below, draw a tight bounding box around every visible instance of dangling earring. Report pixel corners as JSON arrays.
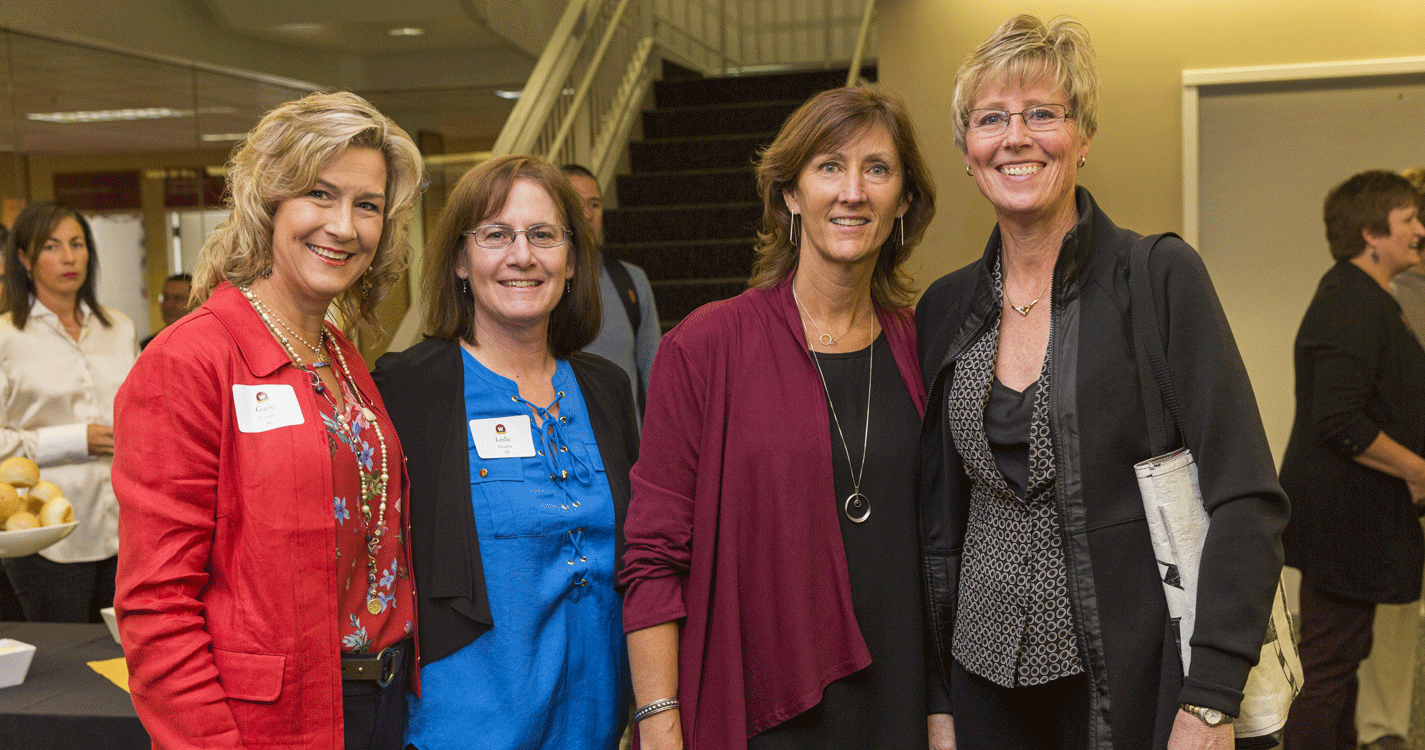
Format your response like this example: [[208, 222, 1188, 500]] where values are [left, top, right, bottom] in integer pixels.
[[257, 265, 272, 279], [1078, 156, 1086, 168], [966, 166, 973, 176], [460, 278, 470, 296], [896, 216, 905, 248], [565, 280, 572, 295], [1371, 248, 1381, 263], [789, 213, 801, 247]]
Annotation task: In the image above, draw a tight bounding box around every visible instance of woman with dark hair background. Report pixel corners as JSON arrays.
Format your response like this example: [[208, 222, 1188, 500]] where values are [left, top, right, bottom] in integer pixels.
[[0, 200, 136, 622]]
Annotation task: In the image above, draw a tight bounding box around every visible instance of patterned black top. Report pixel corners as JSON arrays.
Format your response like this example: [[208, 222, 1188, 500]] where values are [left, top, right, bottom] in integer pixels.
[[946, 264, 1082, 688]]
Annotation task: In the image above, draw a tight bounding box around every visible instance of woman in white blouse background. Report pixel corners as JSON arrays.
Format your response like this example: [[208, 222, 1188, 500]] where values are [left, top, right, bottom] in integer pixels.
[[0, 200, 137, 622]]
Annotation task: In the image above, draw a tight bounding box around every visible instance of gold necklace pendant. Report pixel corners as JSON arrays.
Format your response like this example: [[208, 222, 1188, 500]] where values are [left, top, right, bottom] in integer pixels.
[[367, 598, 382, 615]]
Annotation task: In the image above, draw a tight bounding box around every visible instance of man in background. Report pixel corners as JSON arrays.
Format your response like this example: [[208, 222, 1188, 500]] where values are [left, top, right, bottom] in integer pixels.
[[562, 164, 659, 421], [140, 272, 192, 349]]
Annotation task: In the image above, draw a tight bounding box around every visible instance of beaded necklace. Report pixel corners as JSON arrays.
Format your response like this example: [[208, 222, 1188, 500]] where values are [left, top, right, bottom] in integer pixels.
[[241, 286, 392, 616]]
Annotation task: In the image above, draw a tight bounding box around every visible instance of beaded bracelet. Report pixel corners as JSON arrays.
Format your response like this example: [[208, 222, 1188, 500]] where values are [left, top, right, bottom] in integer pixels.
[[634, 697, 681, 723]]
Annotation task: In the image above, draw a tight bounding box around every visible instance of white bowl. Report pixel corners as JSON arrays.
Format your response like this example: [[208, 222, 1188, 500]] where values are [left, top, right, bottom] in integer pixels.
[[100, 607, 121, 647], [0, 638, 36, 688], [0, 522, 78, 558]]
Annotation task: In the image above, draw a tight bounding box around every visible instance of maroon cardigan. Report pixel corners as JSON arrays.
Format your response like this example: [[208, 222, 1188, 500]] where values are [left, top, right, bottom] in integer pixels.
[[620, 277, 927, 748]]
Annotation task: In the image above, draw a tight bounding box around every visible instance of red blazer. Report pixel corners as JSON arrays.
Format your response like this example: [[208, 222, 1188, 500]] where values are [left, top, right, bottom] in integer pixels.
[[112, 283, 412, 750]]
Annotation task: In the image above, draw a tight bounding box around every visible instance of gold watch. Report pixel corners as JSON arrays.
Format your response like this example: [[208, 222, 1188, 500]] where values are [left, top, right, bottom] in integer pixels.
[[1181, 703, 1232, 727]]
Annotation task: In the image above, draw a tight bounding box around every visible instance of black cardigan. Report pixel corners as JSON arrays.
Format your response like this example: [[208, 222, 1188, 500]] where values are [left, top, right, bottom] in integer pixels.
[[916, 187, 1289, 749], [373, 338, 639, 664], [1281, 261, 1425, 604]]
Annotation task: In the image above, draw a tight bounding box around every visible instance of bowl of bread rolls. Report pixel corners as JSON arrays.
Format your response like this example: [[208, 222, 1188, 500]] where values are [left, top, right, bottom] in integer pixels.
[[0, 456, 77, 558]]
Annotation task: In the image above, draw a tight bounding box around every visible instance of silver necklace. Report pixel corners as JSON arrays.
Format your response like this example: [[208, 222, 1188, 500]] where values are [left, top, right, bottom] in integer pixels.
[[795, 285, 873, 523], [793, 281, 866, 347]]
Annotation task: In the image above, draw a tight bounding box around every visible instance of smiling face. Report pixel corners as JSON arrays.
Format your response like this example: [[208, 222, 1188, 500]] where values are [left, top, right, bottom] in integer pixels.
[[782, 123, 909, 274], [19, 215, 88, 306], [1367, 203, 1425, 275], [266, 146, 387, 313], [457, 178, 574, 340], [963, 76, 1090, 230]]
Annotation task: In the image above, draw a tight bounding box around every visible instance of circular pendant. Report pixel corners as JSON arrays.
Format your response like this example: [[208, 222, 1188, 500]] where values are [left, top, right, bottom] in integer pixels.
[[367, 598, 382, 615], [844, 492, 870, 524]]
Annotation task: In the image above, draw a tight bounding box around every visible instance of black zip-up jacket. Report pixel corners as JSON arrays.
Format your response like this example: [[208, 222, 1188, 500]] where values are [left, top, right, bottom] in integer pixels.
[[916, 187, 1288, 749]]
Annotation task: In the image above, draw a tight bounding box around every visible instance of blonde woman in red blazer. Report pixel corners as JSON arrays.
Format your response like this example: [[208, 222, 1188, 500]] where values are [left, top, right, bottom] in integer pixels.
[[112, 92, 423, 750]]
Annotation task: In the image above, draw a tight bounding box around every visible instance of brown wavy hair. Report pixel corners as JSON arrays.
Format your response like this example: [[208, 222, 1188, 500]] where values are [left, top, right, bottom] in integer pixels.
[[750, 86, 936, 310], [421, 155, 601, 356]]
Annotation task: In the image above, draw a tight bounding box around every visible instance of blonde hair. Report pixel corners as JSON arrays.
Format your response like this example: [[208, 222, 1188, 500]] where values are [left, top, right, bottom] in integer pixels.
[[191, 91, 424, 331], [951, 14, 1099, 151], [750, 86, 936, 310]]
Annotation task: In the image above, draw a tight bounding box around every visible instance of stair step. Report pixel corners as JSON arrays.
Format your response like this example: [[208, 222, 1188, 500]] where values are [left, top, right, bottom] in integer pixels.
[[607, 239, 757, 281], [603, 201, 760, 243], [654, 67, 875, 108], [642, 99, 803, 139], [629, 133, 775, 172], [650, 278, 750, 320], [615, 167, 758, 207]]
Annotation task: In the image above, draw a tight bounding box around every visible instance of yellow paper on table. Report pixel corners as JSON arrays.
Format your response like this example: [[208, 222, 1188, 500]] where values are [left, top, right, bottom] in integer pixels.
[[88, 657, 130, 693]]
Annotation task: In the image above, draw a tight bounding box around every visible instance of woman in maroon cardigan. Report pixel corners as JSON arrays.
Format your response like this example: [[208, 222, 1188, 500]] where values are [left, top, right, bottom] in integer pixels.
[[620, 87, 942, 749]]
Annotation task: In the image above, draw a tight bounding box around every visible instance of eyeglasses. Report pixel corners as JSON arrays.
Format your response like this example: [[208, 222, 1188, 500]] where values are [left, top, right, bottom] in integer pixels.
[[964, 104, 1074, 136], [467, 224, 571, 250]]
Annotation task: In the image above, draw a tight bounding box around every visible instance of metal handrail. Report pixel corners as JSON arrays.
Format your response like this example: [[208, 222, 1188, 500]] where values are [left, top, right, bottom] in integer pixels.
[[847, 0, 875, 86]]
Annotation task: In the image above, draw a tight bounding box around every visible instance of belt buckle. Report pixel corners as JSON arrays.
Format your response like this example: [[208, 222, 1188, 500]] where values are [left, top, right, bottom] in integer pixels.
[[376, 646, 397, 687]]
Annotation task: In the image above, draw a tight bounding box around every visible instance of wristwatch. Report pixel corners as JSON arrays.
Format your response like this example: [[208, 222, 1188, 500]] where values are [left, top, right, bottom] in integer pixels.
[[1181, 703, 1232, 727]]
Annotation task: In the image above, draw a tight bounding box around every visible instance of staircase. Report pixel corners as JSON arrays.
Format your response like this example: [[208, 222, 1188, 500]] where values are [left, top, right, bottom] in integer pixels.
[[603, 63, 876, 331]]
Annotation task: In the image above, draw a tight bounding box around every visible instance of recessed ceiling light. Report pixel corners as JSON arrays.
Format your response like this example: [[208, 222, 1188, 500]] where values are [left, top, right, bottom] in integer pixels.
[[494, 89, 522, 100], [201, 133, 248, 143], [389, 27, 425, 36]]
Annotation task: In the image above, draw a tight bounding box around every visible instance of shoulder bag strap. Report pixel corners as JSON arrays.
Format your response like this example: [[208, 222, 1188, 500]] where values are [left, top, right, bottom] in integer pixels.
[[1128, 232, 1185, 456]]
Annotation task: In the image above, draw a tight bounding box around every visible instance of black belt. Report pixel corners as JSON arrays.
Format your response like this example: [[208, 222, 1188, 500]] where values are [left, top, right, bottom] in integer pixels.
[[340, 641, 407, 687]]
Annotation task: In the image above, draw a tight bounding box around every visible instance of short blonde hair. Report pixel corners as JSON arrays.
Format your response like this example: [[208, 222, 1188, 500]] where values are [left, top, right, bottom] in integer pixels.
[[751, 86, 936, 310], [951, 14, 1099, 151], [192, 91, 424, 331]]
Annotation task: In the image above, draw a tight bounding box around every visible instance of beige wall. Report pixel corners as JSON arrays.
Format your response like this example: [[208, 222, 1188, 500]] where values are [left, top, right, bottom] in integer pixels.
[[880, 0, 1425, 459]]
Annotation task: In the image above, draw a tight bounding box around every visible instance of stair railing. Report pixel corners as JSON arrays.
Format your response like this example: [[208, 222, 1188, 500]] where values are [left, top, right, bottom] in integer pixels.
[[846, 0, 875, 86]]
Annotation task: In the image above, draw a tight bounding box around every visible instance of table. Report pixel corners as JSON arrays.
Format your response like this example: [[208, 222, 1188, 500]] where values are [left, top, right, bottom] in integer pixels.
[[0, 622, 149, 749]]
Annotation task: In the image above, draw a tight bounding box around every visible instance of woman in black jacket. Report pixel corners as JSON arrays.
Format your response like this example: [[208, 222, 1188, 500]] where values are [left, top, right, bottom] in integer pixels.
[[916, 14, 1288, 750], [1280, 170, 1425, 750]]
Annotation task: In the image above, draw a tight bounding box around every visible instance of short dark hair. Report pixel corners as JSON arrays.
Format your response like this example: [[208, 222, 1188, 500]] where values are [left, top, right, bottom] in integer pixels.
[[560, 163, 597, 183], [751, 86, 936, 310], [1323, 170, 1418, 261], [4, 201, 112, 330], [422, 155, 601, 355]]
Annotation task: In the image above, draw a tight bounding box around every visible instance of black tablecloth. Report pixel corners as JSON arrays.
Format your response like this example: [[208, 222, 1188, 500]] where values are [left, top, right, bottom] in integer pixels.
[[0, 622, 149, 749]]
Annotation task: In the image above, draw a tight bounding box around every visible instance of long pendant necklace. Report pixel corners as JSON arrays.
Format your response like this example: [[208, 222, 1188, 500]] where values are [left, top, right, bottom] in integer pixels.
[[1006, 278, 1051, 316], [794, 284, 873, 523], [242, 286, 391, 615]]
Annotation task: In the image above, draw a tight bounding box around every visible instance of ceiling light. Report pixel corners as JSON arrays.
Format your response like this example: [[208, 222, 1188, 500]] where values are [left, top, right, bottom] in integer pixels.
[[389, 27, 425, 36], [201, 133, 248, 143], [28, 107, 190, 124], [494, 89, 522, 100]]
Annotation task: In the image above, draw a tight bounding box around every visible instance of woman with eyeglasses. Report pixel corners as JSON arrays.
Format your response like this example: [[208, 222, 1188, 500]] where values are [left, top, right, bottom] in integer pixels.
[[373, 154, 637, 749], [915, 15, 1287, 750]]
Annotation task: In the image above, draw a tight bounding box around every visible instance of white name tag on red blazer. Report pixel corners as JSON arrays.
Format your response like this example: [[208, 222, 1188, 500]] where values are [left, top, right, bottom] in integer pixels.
[[232, 384, 304, 433]]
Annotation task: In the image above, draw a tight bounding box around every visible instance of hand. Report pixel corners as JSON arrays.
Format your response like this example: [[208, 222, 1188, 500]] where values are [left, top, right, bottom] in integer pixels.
[[87, 424, 115, 456], [928, 713, 956, 750], [637, 709, 683, 750], [1165, 709, 1234, 750]]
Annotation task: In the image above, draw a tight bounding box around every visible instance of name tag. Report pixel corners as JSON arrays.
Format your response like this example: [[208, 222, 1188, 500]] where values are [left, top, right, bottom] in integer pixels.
[[471, 415, 537, 459], [232, 384, 304, 433]]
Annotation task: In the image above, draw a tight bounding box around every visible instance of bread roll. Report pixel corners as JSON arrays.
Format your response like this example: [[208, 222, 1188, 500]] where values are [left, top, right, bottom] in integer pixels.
[[3, 511, 38, 531], [0, 482, 20, 521], [0, 457, 39, 488], [27, 480, 64, 504], [38, 497, 73, 526]]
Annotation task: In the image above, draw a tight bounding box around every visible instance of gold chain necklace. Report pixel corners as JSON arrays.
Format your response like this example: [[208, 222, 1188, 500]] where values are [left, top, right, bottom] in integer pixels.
[[242, 286, 391, 615]]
